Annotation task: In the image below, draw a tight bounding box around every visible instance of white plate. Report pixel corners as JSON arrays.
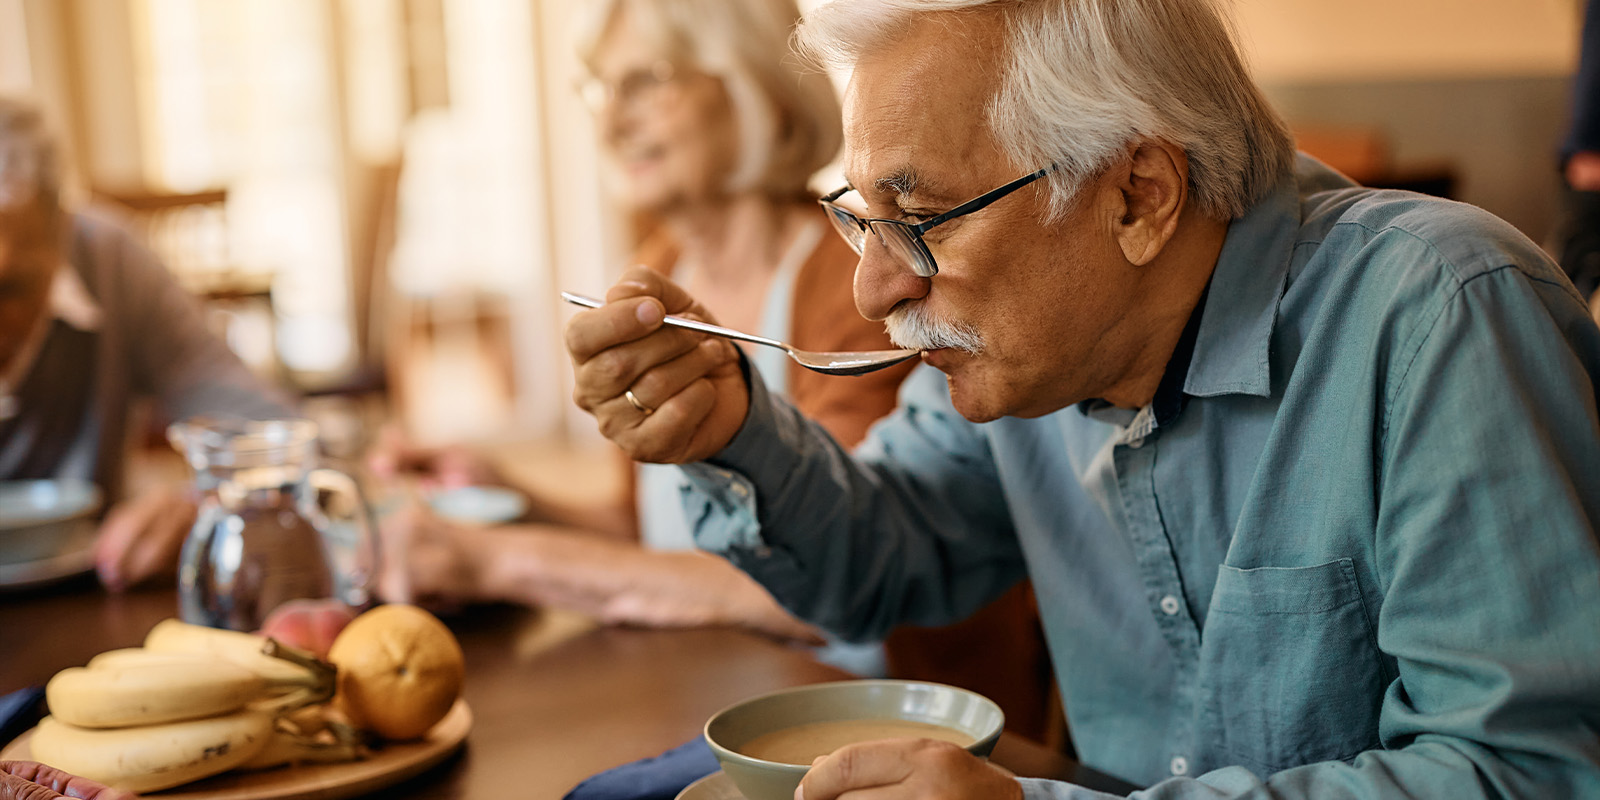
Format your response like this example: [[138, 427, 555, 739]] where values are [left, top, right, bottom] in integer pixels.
[[0, 544, 95, 590]]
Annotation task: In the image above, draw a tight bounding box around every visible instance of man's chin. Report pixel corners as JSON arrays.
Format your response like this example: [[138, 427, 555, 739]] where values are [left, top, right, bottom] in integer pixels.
[[936, 359, 1008, 423]]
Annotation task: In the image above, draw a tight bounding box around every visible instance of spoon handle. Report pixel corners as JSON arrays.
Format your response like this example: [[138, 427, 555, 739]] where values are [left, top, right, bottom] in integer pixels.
[[561, 292, 789, 352]]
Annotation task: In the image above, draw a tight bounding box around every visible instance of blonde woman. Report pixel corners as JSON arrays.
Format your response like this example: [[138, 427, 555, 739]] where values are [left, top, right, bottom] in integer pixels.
[[374, 0, 911, 666]]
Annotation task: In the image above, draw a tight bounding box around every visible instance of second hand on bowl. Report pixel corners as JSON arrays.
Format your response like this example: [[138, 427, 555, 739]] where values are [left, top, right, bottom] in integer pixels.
[[561, 292, 921, 377]]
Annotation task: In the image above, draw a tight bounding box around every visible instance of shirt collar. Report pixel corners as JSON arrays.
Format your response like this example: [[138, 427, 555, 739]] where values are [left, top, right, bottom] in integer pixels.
[[49, 261, 102, 332], [1180, 164, 1301, 399]]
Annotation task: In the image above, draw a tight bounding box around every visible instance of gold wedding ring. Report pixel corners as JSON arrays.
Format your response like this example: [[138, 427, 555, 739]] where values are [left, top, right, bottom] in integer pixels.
[[625, 389, 654, 416]]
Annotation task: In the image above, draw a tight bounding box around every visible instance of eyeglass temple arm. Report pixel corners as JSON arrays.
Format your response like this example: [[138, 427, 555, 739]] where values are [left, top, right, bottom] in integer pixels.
[[914, 166, 1055, 233]]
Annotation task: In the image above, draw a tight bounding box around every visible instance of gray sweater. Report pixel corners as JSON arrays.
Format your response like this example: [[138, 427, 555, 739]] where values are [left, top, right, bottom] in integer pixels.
[[0, 210, 292, 504]]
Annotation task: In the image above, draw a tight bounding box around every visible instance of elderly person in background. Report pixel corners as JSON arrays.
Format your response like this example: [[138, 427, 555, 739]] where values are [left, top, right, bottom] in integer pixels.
[[0, 96, 291, 591], [375, 0, 1050, 716], [373, 0, 914, 669], [564, 0, 1600, 797]]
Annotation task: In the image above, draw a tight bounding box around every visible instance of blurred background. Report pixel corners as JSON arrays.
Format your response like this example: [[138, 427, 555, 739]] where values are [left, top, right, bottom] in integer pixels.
[[0, 0, 1585, 456]]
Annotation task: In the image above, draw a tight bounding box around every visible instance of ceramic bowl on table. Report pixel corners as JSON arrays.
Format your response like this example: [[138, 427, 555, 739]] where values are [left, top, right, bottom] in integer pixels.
[[426, 485, 528, 525], [0, 479, 103, 580], [704, 679, 1005, 800]]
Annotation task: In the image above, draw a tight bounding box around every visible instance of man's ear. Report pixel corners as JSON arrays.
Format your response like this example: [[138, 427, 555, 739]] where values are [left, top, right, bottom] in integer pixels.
[[1113, 141, 1188, 266]]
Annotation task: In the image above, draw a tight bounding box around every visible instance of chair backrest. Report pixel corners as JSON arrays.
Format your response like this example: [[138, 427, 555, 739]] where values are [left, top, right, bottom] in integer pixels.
[[92, 189, 245, 295]]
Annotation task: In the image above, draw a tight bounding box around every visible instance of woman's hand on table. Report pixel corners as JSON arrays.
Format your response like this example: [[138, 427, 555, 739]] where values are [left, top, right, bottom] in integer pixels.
[[1, 761, 135, 800], [366, 425, 507, 492], [795, 740, 1023, 800], [93, 483, 196, 592], [376, 502, 488, 607]]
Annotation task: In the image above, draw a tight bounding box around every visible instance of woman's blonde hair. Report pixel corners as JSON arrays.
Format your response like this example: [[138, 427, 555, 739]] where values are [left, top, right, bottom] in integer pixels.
[[576, 0, 842, 200]]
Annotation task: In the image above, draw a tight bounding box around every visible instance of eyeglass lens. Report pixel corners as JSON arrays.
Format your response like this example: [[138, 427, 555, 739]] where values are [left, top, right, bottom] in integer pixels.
[[822, 203, 937, 277]]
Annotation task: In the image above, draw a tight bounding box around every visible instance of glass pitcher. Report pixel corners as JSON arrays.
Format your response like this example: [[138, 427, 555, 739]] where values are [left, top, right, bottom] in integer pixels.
[[168, 417, 379, 631]]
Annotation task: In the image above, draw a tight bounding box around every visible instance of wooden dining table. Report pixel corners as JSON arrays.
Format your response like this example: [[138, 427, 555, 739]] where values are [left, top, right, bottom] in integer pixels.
[[0, 576, 1139, 798]]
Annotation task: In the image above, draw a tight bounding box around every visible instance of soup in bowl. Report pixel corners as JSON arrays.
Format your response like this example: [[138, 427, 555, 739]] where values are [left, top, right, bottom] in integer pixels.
[[704, 680, 1004, 800]]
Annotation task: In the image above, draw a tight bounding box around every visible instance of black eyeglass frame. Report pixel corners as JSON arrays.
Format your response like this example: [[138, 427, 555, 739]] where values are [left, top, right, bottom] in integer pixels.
[[819, 165, 1056, 277]]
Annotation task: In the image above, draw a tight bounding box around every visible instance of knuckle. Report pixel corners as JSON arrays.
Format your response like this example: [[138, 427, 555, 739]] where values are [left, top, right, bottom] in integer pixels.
[[597, 411, 631, 442], [591, 351, 634, 387]]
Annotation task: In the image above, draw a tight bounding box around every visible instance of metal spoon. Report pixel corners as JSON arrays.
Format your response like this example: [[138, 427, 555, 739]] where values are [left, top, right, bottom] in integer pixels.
[[561, 291, 921, 376]]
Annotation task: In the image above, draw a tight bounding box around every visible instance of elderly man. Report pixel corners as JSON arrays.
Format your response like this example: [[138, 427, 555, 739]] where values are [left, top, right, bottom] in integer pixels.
[[565, 1, 1600, 797], [0, 97, 290, 590]]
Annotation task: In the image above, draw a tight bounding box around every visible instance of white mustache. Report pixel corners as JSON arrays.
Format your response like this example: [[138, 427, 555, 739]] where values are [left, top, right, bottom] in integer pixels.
[[885, 302, 984, 354]]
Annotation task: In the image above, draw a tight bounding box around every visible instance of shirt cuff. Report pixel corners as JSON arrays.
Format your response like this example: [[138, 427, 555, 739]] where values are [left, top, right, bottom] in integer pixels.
[[679, 362, 801, 554]]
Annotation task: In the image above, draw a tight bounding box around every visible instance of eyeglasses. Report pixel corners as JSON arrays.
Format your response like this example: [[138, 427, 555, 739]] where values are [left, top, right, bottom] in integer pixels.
[[819, 166, 1055, 278], [576, 60, 682, 114]]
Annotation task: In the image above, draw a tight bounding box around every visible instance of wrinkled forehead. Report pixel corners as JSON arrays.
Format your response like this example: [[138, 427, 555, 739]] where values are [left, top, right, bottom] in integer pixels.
[[839, 12, 1009, 199]]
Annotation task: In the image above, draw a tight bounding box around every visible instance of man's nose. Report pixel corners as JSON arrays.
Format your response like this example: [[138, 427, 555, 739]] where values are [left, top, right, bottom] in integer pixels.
[[853, 238, 929, 322]]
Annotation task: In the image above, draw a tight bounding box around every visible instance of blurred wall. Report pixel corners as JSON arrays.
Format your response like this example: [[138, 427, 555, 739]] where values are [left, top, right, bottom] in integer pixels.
[[1235, 0, 1581, 242]]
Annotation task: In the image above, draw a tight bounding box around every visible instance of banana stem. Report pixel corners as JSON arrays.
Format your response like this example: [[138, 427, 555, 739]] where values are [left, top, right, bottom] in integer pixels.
[[259, 638, 338, 700]]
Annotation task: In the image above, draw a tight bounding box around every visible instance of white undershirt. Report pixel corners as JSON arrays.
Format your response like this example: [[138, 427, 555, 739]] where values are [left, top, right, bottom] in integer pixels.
[[635, 219, 822, 552]]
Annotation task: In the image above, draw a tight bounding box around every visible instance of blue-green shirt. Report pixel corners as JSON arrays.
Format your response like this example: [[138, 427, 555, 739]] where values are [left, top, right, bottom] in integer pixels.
[[682, 156, 1600, 797]]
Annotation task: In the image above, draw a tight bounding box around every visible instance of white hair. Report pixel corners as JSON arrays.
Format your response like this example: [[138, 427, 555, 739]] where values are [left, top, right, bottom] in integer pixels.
[[0, 96, 60, 213], [795, 0, 1295, 221], [577, 0, 843, 199]]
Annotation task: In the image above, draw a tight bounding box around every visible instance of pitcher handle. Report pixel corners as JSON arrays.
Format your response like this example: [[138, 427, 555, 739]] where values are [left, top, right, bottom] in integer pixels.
[[308, 467, 382, 609]]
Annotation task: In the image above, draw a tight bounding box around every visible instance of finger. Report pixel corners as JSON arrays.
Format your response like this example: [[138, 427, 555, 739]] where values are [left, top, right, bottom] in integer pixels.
[[377, 503, 421, 603], [119, 495, 195, 588], [625, 338, 741, 416], [607, 267, 717, 320], [612, 377, 723, 463], [597, 337, 737, 435], [0, 767, 60, 800], [564, 291, 668, 366], [797, 742, 920, 800], [364, 424, 407, 478], [1, 761, 136, 800], [93, 494, 166, 591], [571, 323, 712, 413]]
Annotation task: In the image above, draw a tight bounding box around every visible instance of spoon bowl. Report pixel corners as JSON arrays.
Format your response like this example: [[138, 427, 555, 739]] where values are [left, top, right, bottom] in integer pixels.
[[562, 292, 921, 376]]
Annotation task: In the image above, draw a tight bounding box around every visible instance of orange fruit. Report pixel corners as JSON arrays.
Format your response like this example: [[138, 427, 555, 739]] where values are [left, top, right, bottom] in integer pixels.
[[327, 604, 465, 740]]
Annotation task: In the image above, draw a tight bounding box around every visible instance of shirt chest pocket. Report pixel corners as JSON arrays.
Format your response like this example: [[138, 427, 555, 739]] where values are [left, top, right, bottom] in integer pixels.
[[1198, 558, 1386, 775]]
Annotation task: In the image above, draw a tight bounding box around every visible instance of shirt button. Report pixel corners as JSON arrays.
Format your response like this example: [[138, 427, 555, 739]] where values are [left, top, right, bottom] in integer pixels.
[[1159, 595, 1181, 615], [1170, 756, 1189, 776], [731, 483, 749, 498]]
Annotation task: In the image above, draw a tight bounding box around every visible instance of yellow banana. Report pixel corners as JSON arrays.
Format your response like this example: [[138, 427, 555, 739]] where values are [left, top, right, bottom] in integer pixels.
[[144, 618, 316, 683], [86, 647, 224, 671], [29, 711, 274, 793], [238, 728, 365, 771], [47, 659, 281, 728]]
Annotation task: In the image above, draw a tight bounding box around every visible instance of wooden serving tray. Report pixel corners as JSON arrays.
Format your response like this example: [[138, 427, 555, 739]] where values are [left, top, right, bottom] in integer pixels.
[[0, 699, 471, 800]]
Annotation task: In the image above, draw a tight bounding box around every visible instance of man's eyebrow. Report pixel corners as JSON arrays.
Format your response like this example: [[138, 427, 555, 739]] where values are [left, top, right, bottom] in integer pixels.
[[873, 168, 919, 199]]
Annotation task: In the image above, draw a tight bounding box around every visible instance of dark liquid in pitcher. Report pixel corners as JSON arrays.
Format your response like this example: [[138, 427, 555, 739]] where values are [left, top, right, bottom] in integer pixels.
[[180, 487, 336, 631]]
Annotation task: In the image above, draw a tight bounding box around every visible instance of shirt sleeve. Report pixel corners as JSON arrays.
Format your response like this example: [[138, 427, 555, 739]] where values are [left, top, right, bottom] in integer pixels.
[[683, 363, 1028, 642], [103, 218, 294, 422]]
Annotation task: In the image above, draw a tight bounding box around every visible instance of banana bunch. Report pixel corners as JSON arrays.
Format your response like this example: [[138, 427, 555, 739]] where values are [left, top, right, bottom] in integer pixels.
[[32, 619, 355, 793]]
